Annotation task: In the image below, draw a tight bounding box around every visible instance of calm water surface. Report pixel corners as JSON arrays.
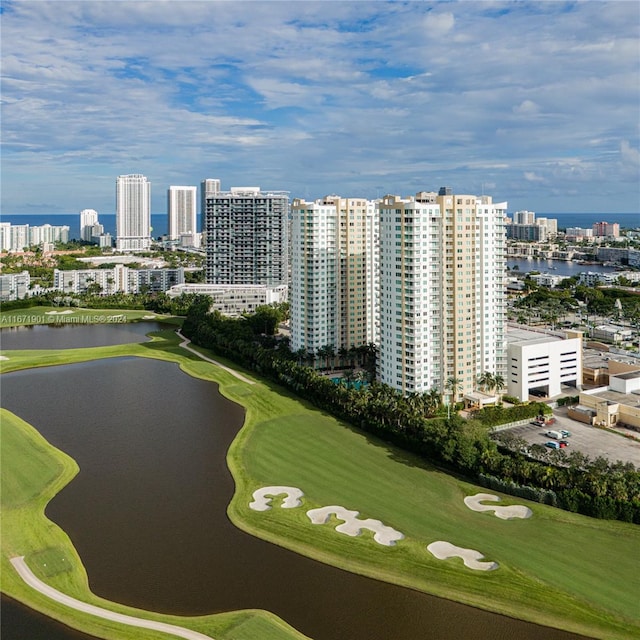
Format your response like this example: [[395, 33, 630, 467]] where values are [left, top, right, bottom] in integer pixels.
[[1, 595, 101, 640], [506, 258, 619, 277], [1, 330, 590, 640], [0, 321, 168, 350]]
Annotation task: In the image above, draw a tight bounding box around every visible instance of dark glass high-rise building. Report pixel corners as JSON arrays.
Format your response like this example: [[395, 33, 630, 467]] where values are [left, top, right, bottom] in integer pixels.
[[203, 186, 289, 285]]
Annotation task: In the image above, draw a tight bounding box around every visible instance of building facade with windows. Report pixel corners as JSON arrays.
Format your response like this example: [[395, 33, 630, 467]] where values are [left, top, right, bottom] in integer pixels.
[[200, 178, 221, 217], [203, 186, 289, 286], [168, 186, 199, 246], [506, 328, 582, 401], [0, 271, 31, 301], [53, 265, 184, 295], [377, 188, 507, 396], [290, 196, 379, 355], [0, 223, 69, 251], [116, 174, 151, 251], [167, 283, 288, 317], [80, 209, 99, 242]]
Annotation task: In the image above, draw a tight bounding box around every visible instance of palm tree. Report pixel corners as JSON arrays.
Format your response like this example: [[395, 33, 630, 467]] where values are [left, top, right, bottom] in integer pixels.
[[477, 371, 493, 393], [444, 376, 462, 419], [325, 344, 336, 371], [492, 374, 505, 397], [315, 345, 327, 370], [424, 387, 442, 417]]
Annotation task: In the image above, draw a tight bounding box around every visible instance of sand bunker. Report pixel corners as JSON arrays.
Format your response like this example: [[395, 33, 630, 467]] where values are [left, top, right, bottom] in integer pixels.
[[427, 541, 498, 571], [45, 310, 74, 315], [464, 493, 532, 520], [142, 315, 157, 319], [0, 356, 9, 360], [306, 506, 404, 546], [249, 486, 304, 511]]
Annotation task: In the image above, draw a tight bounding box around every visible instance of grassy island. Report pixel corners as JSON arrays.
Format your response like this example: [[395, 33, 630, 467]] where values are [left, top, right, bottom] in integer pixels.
[[1, 311, 639, 640]]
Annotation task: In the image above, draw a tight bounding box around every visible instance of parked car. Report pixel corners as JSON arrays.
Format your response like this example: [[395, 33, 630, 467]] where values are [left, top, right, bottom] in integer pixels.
[[545, 430, 564, 440], [560, 429, 571, 438], [545, 441, 561, 449], [559, 440, 569, 448]]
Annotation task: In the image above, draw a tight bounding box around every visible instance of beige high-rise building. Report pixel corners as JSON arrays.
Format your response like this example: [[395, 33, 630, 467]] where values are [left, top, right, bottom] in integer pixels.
[[291, 196, 379, 355], [378, 188, 507, 397]]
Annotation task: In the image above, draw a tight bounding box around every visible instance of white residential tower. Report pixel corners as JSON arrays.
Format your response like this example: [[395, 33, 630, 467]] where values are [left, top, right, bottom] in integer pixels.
[[116, 174, 151, 251]]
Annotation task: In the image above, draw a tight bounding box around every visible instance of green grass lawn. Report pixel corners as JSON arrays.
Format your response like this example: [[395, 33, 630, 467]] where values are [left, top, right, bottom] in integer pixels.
[[1, 313, 640, 640], [0, 306, 182, 327]]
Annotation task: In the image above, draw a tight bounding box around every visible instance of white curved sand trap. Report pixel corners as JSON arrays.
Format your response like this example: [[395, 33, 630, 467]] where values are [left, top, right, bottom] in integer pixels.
[[0, 355, 9, 360], [464, 493, 532, 520], [142, 314, 157, 319], [10, 556, 214, 639], [427, 541, 499, 571], [306, 506, 404, 546], [45, 310, 74, 315], [249, 486, 304, 511]]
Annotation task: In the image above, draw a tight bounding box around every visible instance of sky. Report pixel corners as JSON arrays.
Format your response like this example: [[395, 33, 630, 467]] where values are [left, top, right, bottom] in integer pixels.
[[1, 0, 639, 215]]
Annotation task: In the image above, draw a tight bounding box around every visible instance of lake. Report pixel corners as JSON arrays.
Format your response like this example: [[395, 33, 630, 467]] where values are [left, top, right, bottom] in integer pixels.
[[1, 326, 588, 640]]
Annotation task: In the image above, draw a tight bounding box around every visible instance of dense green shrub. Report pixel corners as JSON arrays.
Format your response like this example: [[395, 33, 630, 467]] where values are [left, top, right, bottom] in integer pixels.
[[478, 474, 558, 506], [181, 303, 640, 523]]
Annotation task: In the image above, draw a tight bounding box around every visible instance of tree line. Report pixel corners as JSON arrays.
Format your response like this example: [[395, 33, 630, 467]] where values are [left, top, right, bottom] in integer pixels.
[[182, 301, 640, 523]]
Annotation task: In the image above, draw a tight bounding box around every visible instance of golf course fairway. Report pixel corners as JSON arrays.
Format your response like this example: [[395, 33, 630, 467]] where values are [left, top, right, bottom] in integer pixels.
[[1, 320, 639, 640]]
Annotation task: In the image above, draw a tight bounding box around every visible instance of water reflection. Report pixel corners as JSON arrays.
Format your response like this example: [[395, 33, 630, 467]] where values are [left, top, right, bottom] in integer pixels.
[[2, 351, 589, 640], [0, 321, 168, 350], [1, 595, 101, 640]]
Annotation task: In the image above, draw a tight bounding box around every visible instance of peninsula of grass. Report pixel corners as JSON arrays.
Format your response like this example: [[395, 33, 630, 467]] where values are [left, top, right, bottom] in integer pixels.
[[2, 314, 640, 640], [0, 306, 183, 328]]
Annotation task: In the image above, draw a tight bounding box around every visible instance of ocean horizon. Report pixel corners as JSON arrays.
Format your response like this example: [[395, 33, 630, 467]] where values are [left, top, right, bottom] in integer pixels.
[[1, 211, 638, 241]]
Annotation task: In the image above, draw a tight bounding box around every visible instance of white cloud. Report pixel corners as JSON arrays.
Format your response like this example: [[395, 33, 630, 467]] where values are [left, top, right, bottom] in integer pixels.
[[620, 140, 640, 167], [512, 100, 540, 116], [424, 12, 455, 35], [1, 0, 638, 214]]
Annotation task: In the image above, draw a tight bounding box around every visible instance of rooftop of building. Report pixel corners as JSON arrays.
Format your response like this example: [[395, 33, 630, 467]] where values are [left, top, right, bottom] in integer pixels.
[[582, 347, 640, 370], [614, 370, 640, 381], [505, 324, 565, 344], [583, 387, 640, 408]]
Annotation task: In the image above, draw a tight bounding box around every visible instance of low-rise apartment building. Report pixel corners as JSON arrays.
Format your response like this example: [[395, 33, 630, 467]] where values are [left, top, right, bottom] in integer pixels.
[[166, 283, 288, 317]]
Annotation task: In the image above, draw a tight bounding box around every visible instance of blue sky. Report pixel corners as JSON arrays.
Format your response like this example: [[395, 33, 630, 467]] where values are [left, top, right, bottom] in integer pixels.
[[1, 0, 639, 215]]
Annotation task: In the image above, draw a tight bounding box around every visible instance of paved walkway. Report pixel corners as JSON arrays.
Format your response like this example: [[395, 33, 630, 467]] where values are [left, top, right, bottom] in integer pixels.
[[10, 556, 214, 640], [176, 330, 255, 385]]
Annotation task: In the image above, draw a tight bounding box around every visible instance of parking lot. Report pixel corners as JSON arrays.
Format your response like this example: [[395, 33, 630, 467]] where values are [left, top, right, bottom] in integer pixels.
[[502, 407, 640, 468]]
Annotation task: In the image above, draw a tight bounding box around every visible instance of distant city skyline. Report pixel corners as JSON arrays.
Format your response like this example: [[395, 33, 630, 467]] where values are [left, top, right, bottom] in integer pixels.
[[2, 1, 639, 215]]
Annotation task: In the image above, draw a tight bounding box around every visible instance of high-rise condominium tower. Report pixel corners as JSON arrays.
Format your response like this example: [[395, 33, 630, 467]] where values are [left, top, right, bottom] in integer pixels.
[[513, 210, 536, 225], [168, 186, 198, 246], [203, 186, 288, 285], [290, 196, 379, 355], [116, 174, 151, 251], [378, 188, 507, 397], [200, 178, 221, 218], [79, 209, 99, 242]]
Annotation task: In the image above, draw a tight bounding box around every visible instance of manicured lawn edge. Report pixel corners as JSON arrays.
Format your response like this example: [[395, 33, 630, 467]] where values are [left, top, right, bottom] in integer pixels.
[[1, 315, 639, 640], [0, 331, 306, 640]]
